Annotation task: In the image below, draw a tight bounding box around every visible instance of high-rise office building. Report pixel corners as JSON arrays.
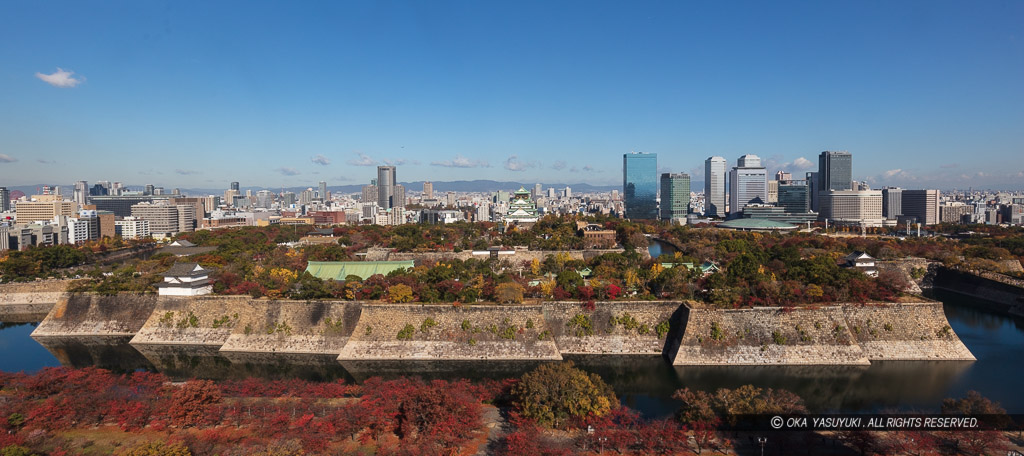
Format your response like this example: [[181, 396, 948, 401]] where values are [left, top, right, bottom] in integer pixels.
[[0, 187, 9, 212], [882, 187, 903, 219], [254, 190, 275, 209], [15, 200, 78, 223], [818, 151, 853, 192], [704, 156, 727, 217], [423, 182, 434, 199], [807, 172, 820, 212], [318, 181, 327, 201], [819, 190, 883, 226], [377, 166, 396, 209], [361, 185, 378, 204], [729, 154, 767, 214], [901, 190, 939, 225], [660, 173, 690, 221], [73, 181, 88, 205], [777, 181, 810, 214], [623, 152, 658, 219], [775, 171, 792, 182], [144, 184, 155, 196], [230, 182, 240, 192], [766, 180, 779, 204], [393, 185, 406, 208], [533, 183, 542, 200]]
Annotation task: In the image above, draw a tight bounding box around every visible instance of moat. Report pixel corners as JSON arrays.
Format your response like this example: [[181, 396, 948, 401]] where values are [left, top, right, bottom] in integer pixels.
[[2, 289, 1021, 418]]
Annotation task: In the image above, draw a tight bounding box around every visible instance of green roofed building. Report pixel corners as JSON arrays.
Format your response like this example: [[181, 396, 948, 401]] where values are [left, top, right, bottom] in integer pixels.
[[717, 218, 798, 232], [305, 261, 414, 281]]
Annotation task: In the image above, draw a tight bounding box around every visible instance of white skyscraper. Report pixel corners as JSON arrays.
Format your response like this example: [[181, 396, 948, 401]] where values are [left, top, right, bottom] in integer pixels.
[[729, 154, 767, 215], [704, 156, 727, 217]]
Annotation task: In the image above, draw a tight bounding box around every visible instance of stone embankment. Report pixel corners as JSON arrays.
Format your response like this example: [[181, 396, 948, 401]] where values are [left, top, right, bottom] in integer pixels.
[[543, 301, 676, 355], [0, 280, 72, 322], [671, 302, 974, 365], [672, 306, 870, 365], [131, 296, 359, 356], [32, 293, 159, 337], [933, 268, 1024, 317], [337, 304, 560, 361], [843, 303, 975, 360], [24, 293, 975, 365]]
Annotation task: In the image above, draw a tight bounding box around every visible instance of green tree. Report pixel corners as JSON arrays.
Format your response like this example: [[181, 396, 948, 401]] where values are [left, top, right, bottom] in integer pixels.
[[511, 361, 618, 428]]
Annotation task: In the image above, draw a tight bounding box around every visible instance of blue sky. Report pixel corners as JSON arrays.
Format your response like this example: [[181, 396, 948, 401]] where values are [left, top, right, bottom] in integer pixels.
[[1, 1, 1022, 190]]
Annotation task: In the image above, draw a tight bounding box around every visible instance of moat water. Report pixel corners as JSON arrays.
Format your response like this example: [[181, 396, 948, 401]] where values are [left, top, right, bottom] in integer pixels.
[[2, 289, 1022, 418]]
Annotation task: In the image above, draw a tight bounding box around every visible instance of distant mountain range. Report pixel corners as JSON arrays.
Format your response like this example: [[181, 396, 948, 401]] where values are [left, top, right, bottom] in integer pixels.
[[8, 180, 627, 198]]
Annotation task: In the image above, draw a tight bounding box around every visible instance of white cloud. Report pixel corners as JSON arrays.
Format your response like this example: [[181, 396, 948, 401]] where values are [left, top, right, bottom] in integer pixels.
[[383, 158, 407, 166], [275, 167, 300, 176], [311, 154, 331, 166], [884, 169, 903, 178], [504, 155, 537, 171], [582, 165, 595, 172], [551, 161, 567, 171], [791, 157, 814, 170], [0, 154, 17, 163], [347, 153, 377, 166], [431, 155, 489, 168], [175, 169, 201, 175], [35, 68, 84, 88]]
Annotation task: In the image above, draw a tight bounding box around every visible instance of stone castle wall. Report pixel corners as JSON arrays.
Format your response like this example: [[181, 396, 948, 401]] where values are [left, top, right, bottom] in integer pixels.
[[542, 301, 677, 355], [32, 293, 160, 337], [27, 293, 977, 365], [0, 280, 73, 322], [219, 300, 358, 355], [673, 306, 870, 365], [843, 303, 975, 360], [337, 304, 561, 360]]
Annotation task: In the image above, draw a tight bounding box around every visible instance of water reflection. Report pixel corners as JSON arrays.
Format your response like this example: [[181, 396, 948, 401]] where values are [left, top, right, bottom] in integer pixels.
[[33, 335, 153, 372], [339, 359, 550, 383]]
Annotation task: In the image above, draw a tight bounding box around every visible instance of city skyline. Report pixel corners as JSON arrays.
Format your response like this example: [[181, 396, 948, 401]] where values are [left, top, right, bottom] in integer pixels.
[[1, 2, 1022, 189]]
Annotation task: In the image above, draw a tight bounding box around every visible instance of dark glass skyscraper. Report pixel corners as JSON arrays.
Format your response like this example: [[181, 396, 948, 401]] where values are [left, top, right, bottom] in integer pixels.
[[778, 180, 810, 213], [623, 152, 657, 219], [818, 151, 853, 191]]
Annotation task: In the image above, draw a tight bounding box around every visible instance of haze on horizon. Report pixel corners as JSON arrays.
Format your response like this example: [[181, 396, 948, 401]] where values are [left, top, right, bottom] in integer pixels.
[[1, 1, 1022, 190]]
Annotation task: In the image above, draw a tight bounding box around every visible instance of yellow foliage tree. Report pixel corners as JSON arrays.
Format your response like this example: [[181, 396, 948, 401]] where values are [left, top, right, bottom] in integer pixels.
[[495, 282, 525, 304], [387, 284, 414, 303], [540, 280, 557, 298], [530, 258, 541, 275]]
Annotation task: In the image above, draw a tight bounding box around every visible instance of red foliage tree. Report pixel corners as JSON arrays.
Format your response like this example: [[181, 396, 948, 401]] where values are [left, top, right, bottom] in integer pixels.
[[167, 380, 222, 428]]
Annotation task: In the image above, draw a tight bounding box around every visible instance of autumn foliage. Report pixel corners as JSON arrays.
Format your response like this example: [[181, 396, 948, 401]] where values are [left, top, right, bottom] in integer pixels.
[[0, 367, 506, 455]]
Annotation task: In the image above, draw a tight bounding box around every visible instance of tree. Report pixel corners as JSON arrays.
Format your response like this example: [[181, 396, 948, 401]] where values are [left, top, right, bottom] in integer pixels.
[[512, 361, 618, 428], [495, 282, 525, 304], [167, 380, 222, 427], [386, 283, 414, 303]]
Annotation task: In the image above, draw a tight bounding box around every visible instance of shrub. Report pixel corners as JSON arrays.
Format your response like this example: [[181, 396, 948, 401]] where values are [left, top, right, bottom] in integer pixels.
[[566, 314, 593, 337], [397, 324, 415, 340]]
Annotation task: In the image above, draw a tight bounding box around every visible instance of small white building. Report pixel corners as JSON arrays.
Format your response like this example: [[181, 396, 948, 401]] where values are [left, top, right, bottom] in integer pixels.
[[158, 263, 213, 296], [842, 251, 878, 277]]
